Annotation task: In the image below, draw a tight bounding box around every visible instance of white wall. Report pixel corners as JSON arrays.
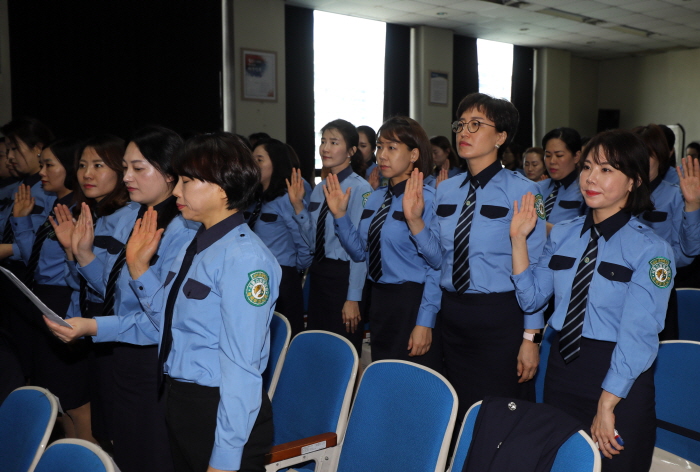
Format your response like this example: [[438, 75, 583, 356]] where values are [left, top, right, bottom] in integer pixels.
[[410, 26, 454, 138], [597, 47, 700, 144], [0, 0, 12, 128], [231, 0, 286, 140], [534, 48, 571, 142]]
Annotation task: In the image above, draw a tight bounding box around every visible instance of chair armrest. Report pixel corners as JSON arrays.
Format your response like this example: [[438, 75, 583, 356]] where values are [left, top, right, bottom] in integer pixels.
[[265, 432, 338, 464]]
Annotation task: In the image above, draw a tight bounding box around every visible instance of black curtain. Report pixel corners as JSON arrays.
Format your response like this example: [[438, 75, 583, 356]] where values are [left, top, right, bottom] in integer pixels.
[[383, 24, 411, 120], [7, 0, 222, 139], [285, 5, 316, 184], [510, 45, 535, 152], [452, 35, 479, 148]]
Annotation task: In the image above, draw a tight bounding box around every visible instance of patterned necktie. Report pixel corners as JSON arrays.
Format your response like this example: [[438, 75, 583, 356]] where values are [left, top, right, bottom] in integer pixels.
[[367, 191, 393, 281], [314, 199, 329, 263], [452, 182, 477, 293], [544, 181, 561, 221], [158, 237, 198, 391], [23, 210, 55, 289], [247, 199, 263, 230], [559, 226, 601, 363], [2, 215, 13, 244]]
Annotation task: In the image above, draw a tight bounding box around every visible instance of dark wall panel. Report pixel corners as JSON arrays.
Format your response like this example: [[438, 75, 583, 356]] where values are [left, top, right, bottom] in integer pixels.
[[511, 45, 535, 150], [383, 23, 410, 120], [7, 0, 222, 139]]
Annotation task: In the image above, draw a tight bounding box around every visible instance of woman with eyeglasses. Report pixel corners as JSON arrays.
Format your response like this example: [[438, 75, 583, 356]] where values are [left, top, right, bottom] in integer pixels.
[[403, 93, 547, 423]]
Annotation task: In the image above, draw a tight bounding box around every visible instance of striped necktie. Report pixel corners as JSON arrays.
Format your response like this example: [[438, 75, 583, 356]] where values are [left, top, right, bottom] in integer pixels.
[[452, 181, 477, 293], [23, 210, 55, 289], [544, 181, 561, 221], [367, 190, 392, 281], [2, 215, 13, 244], [559, 226, 601, 363], [313, 199, 329, 263]]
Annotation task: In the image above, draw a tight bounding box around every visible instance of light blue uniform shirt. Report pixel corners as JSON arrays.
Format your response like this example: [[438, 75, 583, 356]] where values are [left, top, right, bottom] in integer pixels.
[[0, 180, 20, 231], [245, 193, 312, 270], [130, 212, 281, 470], [93, 208, 199, 345], [537, 170, 586, 223], [640, 176, 700, 268], [293, 165, 372, 301], [424, 166, 464, 188], [8, 174, 55, 259], [663, 164, 680, 186], [512, 211, 674, 397], [333, 180, 441, 328], [412, 160, 547, 329]]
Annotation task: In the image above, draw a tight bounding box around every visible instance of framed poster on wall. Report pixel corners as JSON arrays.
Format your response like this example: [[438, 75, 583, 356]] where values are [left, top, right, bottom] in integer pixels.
[[429, 71, 448, 106], [242, 49, 277, 101]]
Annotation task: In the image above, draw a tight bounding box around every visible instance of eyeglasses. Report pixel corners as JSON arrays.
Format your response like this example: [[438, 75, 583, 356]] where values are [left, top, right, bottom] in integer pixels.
[[451, 119, 497, 134]]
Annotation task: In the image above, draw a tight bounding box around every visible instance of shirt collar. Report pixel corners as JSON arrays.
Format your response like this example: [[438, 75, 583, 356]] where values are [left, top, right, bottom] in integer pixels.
[[194, 211, 245, 254], [388, 179, 407, 197], [336, 165, 353, 183], [558, 169, 578, 189], [141, 195, 176, 214], [580, 210, 631, 240], [23, 172, 41, 187], [460, 160, 502, 189], [55, 192, 74, 207], [649, 174, 664, 193]]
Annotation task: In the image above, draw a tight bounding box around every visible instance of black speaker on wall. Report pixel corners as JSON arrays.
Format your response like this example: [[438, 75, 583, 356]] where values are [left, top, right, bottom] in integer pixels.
[[597, 109, 620, 133]]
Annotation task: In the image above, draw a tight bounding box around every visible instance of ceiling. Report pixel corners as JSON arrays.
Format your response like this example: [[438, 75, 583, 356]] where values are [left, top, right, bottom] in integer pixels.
[[285, 0, 700, 60]]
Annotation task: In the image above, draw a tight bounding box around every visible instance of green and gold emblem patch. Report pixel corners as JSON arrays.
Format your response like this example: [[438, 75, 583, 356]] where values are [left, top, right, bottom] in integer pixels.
[[648, 257, 671, 288], [245, 270, 270, 306], [534, 194, 546, 220]]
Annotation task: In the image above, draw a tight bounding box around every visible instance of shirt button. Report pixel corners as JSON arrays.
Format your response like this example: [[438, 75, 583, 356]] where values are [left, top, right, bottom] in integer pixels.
[[138, 286, 143, 290], [611, 272, 614, 276]]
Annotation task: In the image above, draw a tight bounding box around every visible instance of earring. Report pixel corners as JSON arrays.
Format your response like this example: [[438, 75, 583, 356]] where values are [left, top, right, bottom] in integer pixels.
[[495, 144, 500, 149]]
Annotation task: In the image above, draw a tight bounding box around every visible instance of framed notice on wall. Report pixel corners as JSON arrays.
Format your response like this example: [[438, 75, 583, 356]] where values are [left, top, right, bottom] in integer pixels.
[[429, 71, 448, 106], [242, 49, 277, 101]]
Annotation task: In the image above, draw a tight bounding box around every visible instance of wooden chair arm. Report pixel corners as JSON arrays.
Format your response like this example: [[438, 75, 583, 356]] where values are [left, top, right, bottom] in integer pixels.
[[265, 432, 338, 464]]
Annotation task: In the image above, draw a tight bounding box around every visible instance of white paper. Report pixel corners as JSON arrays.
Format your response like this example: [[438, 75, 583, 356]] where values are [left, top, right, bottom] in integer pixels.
[[0, 266, 73, 328]]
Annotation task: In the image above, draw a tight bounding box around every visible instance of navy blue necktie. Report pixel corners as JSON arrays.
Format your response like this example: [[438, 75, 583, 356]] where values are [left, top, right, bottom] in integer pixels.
[[452, 182, 477, 293], [544, 181, 561, 221], [367, 191, 392, 281], [23, 211, 55, 289], [314, 200, 329, 263]]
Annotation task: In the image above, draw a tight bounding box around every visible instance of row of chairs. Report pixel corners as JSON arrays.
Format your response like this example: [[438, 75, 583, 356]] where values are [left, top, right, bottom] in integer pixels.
[[677, 288, 700, 343]]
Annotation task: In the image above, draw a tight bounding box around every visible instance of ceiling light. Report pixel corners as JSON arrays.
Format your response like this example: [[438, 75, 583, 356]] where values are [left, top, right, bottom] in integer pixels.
[[436, 12, 448, 16]]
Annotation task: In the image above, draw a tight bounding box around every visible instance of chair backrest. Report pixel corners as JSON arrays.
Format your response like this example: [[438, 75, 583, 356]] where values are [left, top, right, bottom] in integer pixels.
[[0, 386, 58, 472], [336, 360, 457, 472], [263, 312, 291, 397], [534, 325, 555, 403], [34, 439, 115, 472], [271, 330, 358, 446], [654, 340, 700, 465], [677, 288, 700, 342], [449, 401, 600, 472]]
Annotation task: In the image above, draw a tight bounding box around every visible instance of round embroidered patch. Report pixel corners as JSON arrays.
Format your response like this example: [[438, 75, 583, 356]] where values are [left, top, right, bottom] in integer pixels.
[[362, 192, 371, 207], [648, 257, 672, 289], [245, 270, 270, 306], [534, 194, 546, 220]]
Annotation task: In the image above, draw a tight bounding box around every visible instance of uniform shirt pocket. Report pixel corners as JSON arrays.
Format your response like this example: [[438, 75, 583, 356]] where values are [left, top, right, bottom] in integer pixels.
[[479, 205, 509, 219], [436, 204, 457, 217], [308, 202, 320, 212], [597, 261, 633, 283], [361, 209, 375, 219], [93, 235, 124, 255], [392, 211, 406, 222], [149, 254, 159, 266], [260, 213, 278, 222], [642, 211, 668, 223], [558, 200, 581, 210], [164, 271, 176, 287], [548, 255, 576, 270], [182, 278, 211, 300], [30, 205, 45, 215]]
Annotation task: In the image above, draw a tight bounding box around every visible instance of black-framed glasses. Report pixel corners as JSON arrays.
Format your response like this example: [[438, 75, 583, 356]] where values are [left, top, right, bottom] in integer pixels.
[[451, 119, 497, 134]]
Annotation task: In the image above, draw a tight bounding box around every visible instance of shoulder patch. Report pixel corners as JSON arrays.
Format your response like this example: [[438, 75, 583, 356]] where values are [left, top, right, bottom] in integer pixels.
[[362, 192, 371, 207], [649, 257, 672, 289], [245, 270, 270, 306], [534, 194, 546, 220]]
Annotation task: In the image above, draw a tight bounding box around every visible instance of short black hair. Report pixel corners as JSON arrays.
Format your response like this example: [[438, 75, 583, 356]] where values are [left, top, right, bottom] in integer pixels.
[[378, 116, 432, 176], [541, 127, 582, 154], [658, 125, 676, 152], [357, 125, 377, 152], [2, 117, 54, 150], [174, 132, 259, 211], [687, 142, 700, 155], [46, 138, 80, 191], [255, 138, 292, 202], [631, 124, 671, 178], [248, 132, 271, 150], [456, 93, 519, 158], [581, 130, 653, 216], [321, 119, 365, 177]]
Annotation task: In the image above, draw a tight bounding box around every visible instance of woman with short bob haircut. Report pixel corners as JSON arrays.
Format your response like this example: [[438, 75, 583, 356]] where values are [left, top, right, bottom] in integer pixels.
[[248, 138, 311, 336], [404, 93, 547, 423], [510, 129, 674, 472], [425, 135, 463, 188], [324, 116, 442, 369]]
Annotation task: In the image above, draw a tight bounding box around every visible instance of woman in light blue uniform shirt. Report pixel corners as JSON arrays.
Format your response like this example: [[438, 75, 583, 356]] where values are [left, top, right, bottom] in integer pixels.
[[424, 135, 463, 188], [510, 130, 674, 472], [404, 93, 547, 423], [324, 116, 442, 370], [539, 127, 587, 232], [288, 119, 372, 353], [248, 138, 311, 336]]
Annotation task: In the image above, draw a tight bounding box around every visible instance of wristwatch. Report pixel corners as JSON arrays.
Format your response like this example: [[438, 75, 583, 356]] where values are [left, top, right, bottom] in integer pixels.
[[523, 331, 543, 344]]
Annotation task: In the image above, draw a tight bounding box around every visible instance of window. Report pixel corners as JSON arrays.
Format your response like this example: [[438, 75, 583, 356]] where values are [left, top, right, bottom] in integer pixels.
[[313, 11, 386, 175], [477, 39, 514, 101]]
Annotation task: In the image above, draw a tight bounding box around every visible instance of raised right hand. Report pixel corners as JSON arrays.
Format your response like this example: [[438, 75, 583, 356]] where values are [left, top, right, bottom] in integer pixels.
[[510, 192, 537, 241], [368, 166, 381, 190], [286, 168, 306, 214], [403, 168, 425, 227], [49, 204, 76, 252], [12, 184, 35, 218], [435, 168, 449, 188], [322, 173, 351, 218], [126, 207, 164, 280], [71, 203, 96, 267]]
